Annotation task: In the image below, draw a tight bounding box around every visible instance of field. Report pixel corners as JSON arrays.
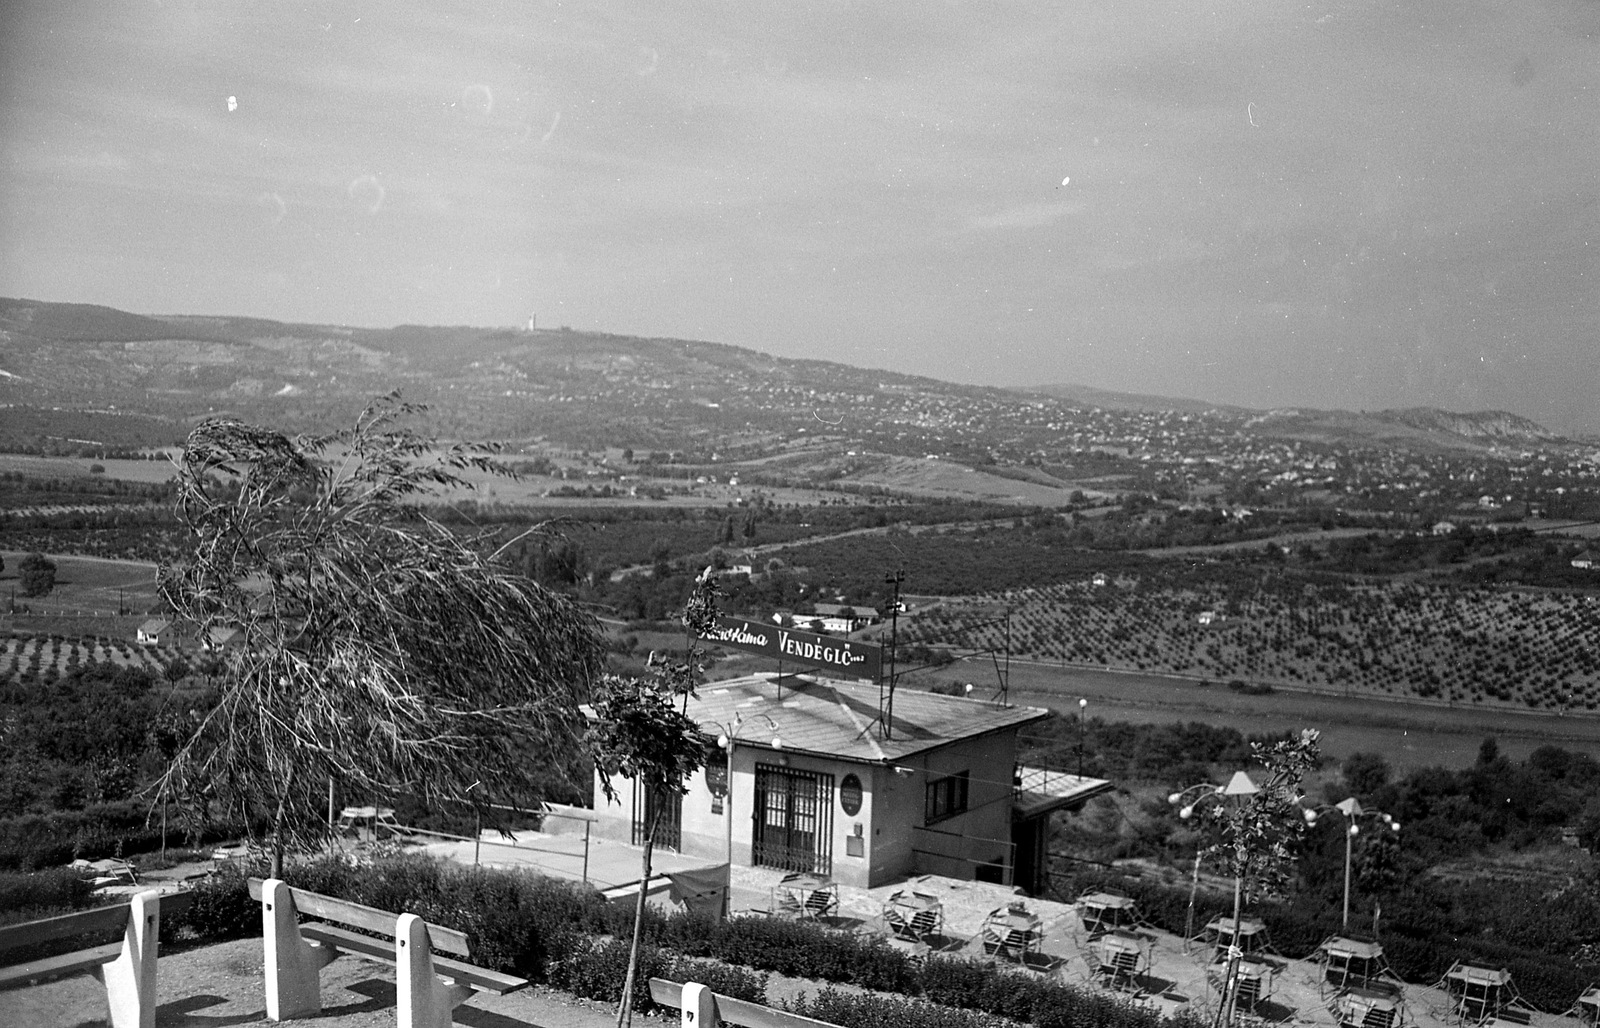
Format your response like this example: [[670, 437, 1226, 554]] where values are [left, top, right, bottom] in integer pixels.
[[0, 630, 180, 679], [0, 551, 161, 616], [902, 574, 1600, 714]]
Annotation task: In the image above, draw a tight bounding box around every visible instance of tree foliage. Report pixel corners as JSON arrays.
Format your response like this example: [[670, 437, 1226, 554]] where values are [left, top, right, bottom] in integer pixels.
[[155, 397, 605, 868], [586, 567, 719, 1027], [1190, 729, 1320, 904], [18, 552, 56, 597]]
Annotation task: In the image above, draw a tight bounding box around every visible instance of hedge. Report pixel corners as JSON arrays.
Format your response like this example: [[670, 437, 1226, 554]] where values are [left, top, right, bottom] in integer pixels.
[[0, 803, 252, 872]]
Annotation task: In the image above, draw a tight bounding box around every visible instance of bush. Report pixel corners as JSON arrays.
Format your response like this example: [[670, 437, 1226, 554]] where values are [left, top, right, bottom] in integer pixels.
[[787, 987, 1013, 1028], [0, 866, 94, 924], [168, 866, 255, 943], [707, 913, 916, 992]]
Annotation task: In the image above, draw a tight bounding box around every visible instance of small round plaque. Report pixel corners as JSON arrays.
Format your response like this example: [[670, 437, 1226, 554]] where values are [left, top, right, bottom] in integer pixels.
[[840, 774, 863, 816]]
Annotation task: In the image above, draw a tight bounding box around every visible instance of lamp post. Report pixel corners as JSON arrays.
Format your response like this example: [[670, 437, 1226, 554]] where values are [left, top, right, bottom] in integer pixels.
[[710, 713, 782, 917], [1303, 797, 1399, 933], [1171, 771, 1261, 1028], [1077, 698, 1088, 777]]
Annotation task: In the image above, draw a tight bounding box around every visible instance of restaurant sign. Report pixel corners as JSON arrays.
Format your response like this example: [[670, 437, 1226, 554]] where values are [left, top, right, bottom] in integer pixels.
[[701, 615, 882, 681]]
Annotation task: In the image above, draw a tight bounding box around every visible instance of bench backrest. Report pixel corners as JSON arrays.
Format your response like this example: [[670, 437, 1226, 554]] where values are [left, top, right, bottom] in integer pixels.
[[247, 877, 470, 958], [0, 890, 194, 958]]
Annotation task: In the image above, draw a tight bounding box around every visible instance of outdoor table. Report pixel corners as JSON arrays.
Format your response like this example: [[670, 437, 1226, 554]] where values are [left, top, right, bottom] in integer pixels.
[[883, 888, 943, 944], [773, 872, 838, 920], [981, 902, 1042, 962], [1334, 982, 1404, 1028], [1077, 890, 1137, 936], [1093, 928, 1149, 989], [1320, 936, 1387, 989], [1203, 915, 1269, 960]]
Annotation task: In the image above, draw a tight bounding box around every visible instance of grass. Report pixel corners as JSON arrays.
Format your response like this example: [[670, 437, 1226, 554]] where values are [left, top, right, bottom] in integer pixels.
[[0, 552, 161, 617]]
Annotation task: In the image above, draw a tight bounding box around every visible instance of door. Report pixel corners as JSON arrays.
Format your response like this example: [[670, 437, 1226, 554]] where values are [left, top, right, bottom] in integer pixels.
[[752, 764, 834, 875], [632, 781, 682, 851]]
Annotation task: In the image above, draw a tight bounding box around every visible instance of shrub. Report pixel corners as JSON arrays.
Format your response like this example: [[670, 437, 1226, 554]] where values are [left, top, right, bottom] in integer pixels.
[[0, 866, 94, 924], [787, 987, 1013, 1028], [707, 913, 916, 992], [168, 866, 255, 944]]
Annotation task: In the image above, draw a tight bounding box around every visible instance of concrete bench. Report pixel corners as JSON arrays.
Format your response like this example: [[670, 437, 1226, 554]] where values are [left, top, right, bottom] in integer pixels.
[[0, 888, 192, 1028], [249, 877, 526, 1027]]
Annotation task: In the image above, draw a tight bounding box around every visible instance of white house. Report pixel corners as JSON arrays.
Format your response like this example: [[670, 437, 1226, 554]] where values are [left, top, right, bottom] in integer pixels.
[[589, 672, 1111, 893], [135, 619, 169, 646]]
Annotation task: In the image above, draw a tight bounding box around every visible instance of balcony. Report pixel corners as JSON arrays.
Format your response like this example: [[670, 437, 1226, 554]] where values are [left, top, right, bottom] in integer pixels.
[[1013, 764, 1114, 820]]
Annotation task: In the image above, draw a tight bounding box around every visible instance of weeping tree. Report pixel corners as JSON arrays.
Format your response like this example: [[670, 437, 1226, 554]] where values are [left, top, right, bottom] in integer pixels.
[[154, 396, 606, 875], [587, 568, 717, 1028]]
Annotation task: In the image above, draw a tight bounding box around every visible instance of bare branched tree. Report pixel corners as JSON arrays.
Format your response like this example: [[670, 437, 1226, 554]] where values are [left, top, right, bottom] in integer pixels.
[[155, 396, 605, 875]]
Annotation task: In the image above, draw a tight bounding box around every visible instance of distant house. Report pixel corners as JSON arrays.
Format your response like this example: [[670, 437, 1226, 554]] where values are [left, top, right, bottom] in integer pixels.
[[1197, 610, 1222, 626], [1091, 573, 1109, 587], [812, 603, 877, 632], [201, 626, 242, 653], [1573, 551, 1600, 571], [1431, 521, 1458, 536], [135, 619, 170, 646]]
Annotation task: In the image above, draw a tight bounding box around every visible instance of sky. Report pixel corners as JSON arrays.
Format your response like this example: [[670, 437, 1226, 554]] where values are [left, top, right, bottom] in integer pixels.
[[1, 1, 1596, 432]]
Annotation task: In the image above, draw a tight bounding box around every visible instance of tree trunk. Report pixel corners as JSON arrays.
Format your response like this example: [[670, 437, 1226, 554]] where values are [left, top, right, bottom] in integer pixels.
[[616, 794, 659, 1028]]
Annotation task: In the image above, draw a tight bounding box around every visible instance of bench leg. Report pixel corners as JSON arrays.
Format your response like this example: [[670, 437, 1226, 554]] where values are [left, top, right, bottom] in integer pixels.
[[262, 878, 339, 1020], [93, 890, 161, 1028], [397, 912, 474, 1028]]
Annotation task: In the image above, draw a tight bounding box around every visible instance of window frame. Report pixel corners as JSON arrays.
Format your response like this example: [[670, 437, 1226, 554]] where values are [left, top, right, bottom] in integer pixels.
[[924, 770, 970, 824]]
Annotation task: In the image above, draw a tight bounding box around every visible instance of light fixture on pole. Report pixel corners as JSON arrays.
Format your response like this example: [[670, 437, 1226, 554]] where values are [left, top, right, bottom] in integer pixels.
[[1171, 771, 1260, 1028], [1303, 796, 1399, 933], [710, 712, 782, 917]]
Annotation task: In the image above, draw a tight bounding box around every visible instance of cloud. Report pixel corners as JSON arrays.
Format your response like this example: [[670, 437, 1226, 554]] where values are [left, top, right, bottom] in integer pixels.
[[966, 200, 1082, 231]]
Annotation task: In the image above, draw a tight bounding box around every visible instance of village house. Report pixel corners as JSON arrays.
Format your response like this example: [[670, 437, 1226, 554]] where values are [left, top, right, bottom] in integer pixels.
[[589, 672, 1110, 893], [200, 626, 241, 653], [135, 619, 169, 646], [1572, 550, 1599, 571]]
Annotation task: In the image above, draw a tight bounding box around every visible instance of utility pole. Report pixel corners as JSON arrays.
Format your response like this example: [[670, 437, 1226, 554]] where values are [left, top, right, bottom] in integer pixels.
[[882, 569, 905, 741]]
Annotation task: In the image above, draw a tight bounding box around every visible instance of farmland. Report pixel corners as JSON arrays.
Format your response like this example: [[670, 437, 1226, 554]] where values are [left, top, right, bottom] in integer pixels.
[[901, 574, 1600, 714]]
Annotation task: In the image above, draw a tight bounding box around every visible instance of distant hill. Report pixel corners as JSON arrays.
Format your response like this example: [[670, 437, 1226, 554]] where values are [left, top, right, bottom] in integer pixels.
[[1371, 407, 1556, 443], [1018, 381, 1245, 415], [0, 297, 1565, 464]]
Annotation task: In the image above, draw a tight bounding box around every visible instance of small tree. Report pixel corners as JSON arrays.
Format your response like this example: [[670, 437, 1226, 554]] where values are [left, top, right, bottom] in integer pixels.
[[1186, 729, 1320, 1028], [587, 568, 717, 1028], [156, 397, 606, 875], [19, 552, 56, 597]]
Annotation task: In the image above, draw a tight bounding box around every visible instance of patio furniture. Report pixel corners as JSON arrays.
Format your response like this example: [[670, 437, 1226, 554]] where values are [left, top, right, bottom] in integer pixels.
[[1090, 928, 1153, 993], [772, 872, 838, 921], [882, 888, 944, 945], [981, 901, 1042, 963], [1077, 890, 1138, 938]]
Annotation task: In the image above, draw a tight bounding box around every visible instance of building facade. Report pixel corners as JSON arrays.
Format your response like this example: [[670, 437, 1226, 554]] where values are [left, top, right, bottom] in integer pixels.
[[590, 672, 1109, 891]]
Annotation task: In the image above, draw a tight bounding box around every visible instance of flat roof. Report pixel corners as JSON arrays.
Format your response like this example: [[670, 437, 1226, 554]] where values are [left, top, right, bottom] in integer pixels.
[[1013, 765, 1114, 818], [691, 673, 1051, 766]]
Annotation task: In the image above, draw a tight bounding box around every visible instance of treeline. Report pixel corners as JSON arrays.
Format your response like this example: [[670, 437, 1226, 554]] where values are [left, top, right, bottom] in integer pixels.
[[0, 662, 209, 827]]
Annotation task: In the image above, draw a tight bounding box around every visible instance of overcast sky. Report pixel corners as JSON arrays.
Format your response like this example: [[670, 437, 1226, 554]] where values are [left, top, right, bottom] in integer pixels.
[[1, 2, 1595, 431]]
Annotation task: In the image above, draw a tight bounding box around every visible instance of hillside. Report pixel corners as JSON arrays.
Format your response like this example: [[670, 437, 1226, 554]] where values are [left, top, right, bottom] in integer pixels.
[[3, 298, 1596, 517]]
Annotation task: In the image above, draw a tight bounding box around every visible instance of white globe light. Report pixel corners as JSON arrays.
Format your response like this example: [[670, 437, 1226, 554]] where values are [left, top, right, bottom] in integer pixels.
[[1349, 824, 1360, 837], [716, 733, 730, 749], [771, 737, 783, 751]]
